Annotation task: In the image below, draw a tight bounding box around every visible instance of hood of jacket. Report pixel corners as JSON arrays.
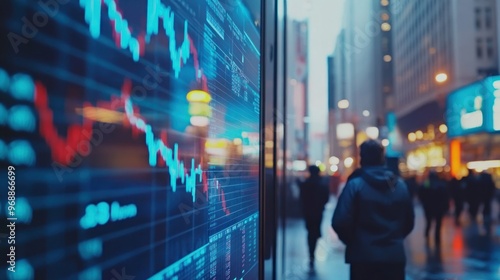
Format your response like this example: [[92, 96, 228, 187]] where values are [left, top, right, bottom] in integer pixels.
[[360, 166, 398, 191]]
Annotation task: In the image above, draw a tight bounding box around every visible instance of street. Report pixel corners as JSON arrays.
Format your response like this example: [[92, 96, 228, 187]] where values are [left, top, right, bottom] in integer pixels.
[[284, 196, 500, 280]]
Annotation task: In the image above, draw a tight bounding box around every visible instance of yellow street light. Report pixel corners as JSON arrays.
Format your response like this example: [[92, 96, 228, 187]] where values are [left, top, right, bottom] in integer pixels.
[[408, 132, 416, 142], [381, 23, 391, 31], [338, 99, 349, 109], [415, 130, 423, 139], [344, 157, 354, 168], [329, 156, 340, 165], [439, 124, 448, 133], [435, 73, 448, 83]]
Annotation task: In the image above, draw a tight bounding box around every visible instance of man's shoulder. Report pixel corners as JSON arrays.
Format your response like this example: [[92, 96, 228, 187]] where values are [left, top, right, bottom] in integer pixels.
[[347, 168, 363, 181], [397, 178, 412, 193], [395, 177, 408, 186], [346, 176, 363, 184], [343, 176, 365, 192]]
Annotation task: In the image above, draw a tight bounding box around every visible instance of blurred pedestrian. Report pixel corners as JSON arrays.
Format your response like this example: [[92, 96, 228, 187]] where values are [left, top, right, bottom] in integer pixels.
[[479, 170, 496, 226], [298, 165, 329, 270], [404, 174, 419, 199], [332, 140, 415, 280], [449, 175, 466, 226], [464, 169, 482, 222], [418, 171, 449, 244]]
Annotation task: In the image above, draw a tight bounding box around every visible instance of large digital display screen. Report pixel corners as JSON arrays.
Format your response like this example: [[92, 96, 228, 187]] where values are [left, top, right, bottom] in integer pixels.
[[0, 0, 261, 279], [446, 76, 500, 138]]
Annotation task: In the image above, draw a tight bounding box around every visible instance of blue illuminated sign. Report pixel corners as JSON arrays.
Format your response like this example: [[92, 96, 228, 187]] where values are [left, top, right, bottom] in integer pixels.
[[446, 76, 500, 138], [386, 112, 403, 157], [483, 76, 500, 132]]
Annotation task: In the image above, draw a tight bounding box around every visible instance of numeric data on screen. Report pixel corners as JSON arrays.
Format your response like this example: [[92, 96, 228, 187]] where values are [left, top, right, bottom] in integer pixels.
[[0, 0, 260, 279]]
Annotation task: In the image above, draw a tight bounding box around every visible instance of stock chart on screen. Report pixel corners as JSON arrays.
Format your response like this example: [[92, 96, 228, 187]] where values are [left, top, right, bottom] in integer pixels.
[[0, 0, 261, 279]]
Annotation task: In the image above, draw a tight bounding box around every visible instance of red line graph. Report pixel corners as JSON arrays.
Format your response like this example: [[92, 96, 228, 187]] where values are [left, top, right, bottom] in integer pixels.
[[35, 79, 210, 199], [188, 36, 209, 92], [215, 180, 230, 215], [35, 0, 211, 164], [34, 80, 136, 165], [34, 82, 94, 165], [34, 79, 162, 163], [31, 0, 216, 202]]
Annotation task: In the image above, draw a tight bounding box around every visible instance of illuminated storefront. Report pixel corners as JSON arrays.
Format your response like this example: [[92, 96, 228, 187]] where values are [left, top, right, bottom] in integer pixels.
[[397, 95, 448, 177], [446, 76, 500, 183], [399, 121, 449, 176], [406, 144, 447, 172]]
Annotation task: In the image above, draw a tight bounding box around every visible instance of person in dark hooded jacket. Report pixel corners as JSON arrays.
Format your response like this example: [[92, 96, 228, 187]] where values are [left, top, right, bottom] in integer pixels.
[[332, 140, 415, 280]]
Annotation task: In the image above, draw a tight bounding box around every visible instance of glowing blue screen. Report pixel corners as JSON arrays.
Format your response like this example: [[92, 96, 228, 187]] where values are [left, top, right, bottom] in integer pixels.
[[0, 0, 261, 279]]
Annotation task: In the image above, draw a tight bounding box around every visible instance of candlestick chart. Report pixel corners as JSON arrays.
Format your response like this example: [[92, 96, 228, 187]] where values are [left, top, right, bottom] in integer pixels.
[[0, 0, 260, 279]]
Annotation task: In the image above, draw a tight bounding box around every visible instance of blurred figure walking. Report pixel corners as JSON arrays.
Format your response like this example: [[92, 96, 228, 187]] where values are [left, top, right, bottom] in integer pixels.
[[464, 169, 482, 222], [449, 175, 466, 226], [479, 170, 496, 228], [332, 140, 414, 280], [298, 165, 329, 270], [418, 171, 449, 244]]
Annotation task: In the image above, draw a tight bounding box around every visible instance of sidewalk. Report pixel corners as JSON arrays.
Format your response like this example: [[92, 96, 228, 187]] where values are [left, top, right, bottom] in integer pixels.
[[283, 196, 348, 280], [283, 196, 500, 280], [405, 206, 500, 280]]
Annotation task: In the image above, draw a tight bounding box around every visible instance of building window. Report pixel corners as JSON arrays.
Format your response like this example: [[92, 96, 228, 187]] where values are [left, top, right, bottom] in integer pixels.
[[475, 8, 481, 29], [477, 38, 483, 58], [487, 38, 494, 58], [485, 8, 492, 29]]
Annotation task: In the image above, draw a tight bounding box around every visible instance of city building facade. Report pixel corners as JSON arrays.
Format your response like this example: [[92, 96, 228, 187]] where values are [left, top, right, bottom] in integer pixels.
[[329, 0, 394, 176], [391, 0, 499, 176], [287, 20, 309, 165]]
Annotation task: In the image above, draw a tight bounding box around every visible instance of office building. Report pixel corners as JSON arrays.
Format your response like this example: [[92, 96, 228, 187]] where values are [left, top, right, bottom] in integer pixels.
[[392, 0, 498, 173], [330, 0, 394, 175]]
